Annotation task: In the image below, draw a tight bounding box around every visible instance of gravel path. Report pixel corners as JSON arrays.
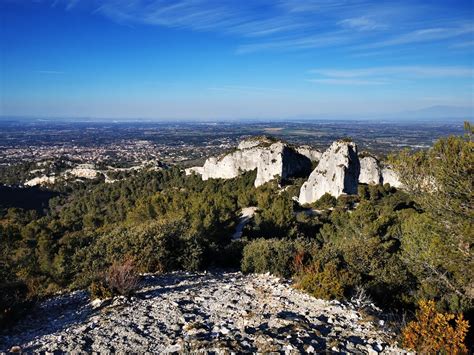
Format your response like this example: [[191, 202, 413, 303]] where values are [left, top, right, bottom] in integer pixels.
[[0, 271, 406, 353]]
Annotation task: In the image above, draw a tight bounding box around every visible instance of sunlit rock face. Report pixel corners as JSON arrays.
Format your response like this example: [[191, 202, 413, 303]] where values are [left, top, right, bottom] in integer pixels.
[[66, 164, 98, 179], [381, 167, 402, 188], [359, 156, 382, 185], [299, 141, 360, 204], [24, 175, 56, 187], [296, 145, 322, 162], [186, 138, 311, 187]]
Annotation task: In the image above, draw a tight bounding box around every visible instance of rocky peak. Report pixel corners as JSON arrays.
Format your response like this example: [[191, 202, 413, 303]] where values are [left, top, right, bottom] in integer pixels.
[[295, 145, 322, 162], [237, 136, 276, 150], [186, 138, 311, 187], [359, 156, 382, 185], [299, 141, 360, 205]]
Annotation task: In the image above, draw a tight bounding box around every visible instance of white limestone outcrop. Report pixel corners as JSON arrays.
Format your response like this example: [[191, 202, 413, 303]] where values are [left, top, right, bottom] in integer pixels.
[[186, 139, 311, 187], [381, 167, 402, 188], [359, 156, 382, 185], [296, 145, 322, 162], [24, 175, 56, 187], [237, 138, 266, 150], [65, 164, 98, 179], [299, 141, 360, 205]]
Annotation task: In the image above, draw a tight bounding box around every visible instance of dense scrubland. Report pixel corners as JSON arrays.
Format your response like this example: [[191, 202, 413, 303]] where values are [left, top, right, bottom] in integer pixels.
[[1, 124, 472, 352]]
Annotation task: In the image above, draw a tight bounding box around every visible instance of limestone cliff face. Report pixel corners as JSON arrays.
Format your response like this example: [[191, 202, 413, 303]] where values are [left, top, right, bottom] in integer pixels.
[[24, 175, 56, 186], [381, 167, 402, 188], [186, 139, 311, 187], [359, 156, 382, 185], [299, 141, 360, 205], [254, 142, 312, 187], [296, 145, 322, 162]]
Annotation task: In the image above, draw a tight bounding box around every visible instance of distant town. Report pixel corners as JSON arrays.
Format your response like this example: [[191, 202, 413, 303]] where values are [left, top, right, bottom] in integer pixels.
[[1, 119, 465, 164]]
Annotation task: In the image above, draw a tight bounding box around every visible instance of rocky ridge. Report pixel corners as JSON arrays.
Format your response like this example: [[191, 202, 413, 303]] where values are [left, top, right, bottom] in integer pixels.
[[186, 139, 312, 187], [0, 272, 406, 353], [299, 141, 360, 204], [359, 156, 383, 185]]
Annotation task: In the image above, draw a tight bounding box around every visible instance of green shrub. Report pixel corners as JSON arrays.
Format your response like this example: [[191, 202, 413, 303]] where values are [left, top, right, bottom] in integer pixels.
[[89, 279, 113, 300], [312, 193, 336, 209], [296, 260, 347, 300], [241, 238, 309, 278], [293, 245, 360, 301]]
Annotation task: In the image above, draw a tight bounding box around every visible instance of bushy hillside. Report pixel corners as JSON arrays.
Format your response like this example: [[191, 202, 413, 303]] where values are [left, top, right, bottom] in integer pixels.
[[1, 126, 472, 351]]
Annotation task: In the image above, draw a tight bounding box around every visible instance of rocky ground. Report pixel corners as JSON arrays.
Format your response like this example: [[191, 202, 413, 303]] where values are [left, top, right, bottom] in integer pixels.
[[0, 271, 407, 353]]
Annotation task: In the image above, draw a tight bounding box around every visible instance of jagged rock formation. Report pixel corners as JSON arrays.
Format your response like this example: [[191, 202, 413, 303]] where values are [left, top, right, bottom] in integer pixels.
[[0, 271, 406, 353], [358, 156, 403, 188], [359, 156, 382, 185], [381, 167, 402, 188], [299, 141, 360, 205], [24, 175, 56, 186], [65, 164, 98, 179], [237, 137, 269, 150], [186, 139, 311, 187], [296, 145, 322, 162]]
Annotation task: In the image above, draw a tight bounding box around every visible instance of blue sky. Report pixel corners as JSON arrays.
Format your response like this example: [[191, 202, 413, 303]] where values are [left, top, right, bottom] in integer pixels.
[[0, 0, 473, 119]]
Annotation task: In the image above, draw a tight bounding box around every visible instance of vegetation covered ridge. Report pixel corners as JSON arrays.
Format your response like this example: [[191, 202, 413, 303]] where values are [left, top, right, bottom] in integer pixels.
[[1, 124, 472, 352]]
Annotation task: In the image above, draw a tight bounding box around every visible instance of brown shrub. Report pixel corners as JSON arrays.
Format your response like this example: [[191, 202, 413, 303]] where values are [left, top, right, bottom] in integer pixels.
[[106, 258, 140, 297], [402, 300, 469, 353]]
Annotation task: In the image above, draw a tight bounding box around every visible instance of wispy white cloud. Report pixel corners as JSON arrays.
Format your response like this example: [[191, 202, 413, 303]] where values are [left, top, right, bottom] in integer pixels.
[[307, 78, 387, 85], [338, 16, 387, 31], [208, 85, 291, 94], [361, 24, 474, 48], [451, 40, 474, 48], [50, 0, 474, 54], [308, 65, 473, 85], [311, 66, 473, 78], [236, 33, 349, 54]]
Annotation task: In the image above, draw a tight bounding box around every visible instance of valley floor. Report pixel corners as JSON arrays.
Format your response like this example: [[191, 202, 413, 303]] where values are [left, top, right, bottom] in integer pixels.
[[1, 272, 406, 353]]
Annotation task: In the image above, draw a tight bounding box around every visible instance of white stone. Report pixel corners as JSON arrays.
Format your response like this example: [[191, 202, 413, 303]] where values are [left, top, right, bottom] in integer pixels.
[[237, 138, 265, 150], [296, 145, 322, 162], [381, 167, 402, 188], [186, 140, 311, 187], [65, 164, 98, 179], [359, 156, 382, 185], [24, 175, 56, 186], [299, 141, 360, 204]]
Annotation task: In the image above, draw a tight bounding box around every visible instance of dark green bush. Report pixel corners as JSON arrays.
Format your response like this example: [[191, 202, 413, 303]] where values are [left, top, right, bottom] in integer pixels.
[[312, 193, 336, 209], [0, 280, 30, 328], [241, 238, 310, 278], [296, 260, 354, 300]]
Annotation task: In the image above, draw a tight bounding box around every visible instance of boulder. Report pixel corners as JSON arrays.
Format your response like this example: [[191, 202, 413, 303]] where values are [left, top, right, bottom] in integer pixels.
[[359, 156, 382, 185], [299, 141, 360, 204]]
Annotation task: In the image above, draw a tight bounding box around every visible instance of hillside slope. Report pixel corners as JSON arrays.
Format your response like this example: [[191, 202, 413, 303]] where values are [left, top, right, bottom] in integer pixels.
[[1, 272, 406, 353]]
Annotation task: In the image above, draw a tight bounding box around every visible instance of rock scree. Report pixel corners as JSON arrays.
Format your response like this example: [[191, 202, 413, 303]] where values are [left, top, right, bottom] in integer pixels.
[[0, 272, 407, 353]]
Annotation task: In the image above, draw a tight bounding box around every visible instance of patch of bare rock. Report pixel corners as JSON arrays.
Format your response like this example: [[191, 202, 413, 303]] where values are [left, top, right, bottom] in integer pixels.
[[1, 272, 407, 353]]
